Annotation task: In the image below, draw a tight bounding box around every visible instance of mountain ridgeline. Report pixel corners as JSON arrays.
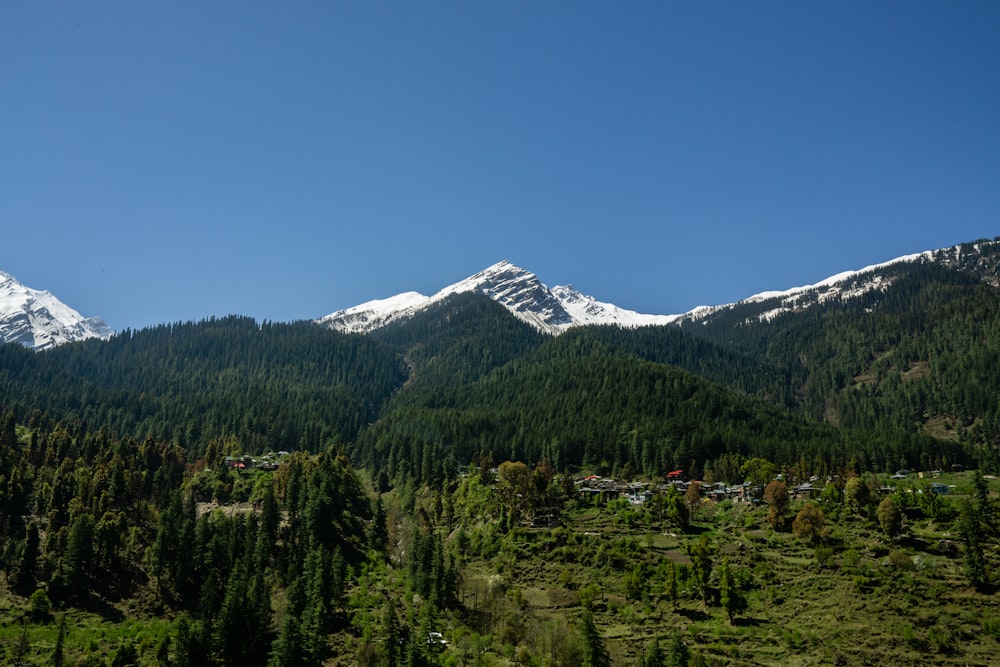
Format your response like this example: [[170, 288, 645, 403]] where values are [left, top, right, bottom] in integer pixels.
[[0, 239, 999, 479]]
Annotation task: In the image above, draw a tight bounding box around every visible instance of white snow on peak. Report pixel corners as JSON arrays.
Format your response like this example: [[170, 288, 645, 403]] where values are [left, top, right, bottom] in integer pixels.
[[318, 261, 676, 335], [318, 240, 1000, 336], [741, 252, 928, 304], [673, 249, 948, 326], [0, 269, 113, 350], [316, 291, 431, 334], [550, 284, 681, 328]]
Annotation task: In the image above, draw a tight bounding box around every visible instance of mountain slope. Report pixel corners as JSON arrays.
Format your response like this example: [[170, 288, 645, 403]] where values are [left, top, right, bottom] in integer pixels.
[[0, 270, 113, 350], [370, 291, 546, 391], [676, 237, 1000, 328], [354, 327, 964, 482]]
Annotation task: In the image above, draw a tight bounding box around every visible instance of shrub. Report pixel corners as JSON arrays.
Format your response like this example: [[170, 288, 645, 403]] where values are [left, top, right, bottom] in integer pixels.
[[815, 544, 835, 568], [29, 588, 51, 622], [888, 550, 913, 571]]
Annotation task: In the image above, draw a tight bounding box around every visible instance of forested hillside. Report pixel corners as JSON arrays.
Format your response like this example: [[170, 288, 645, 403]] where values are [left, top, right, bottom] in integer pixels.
[[2, 245, 1000, 664], [0, 410, 381, 666], [354, 327, 965, 487], [0, 316, 408, 457], [681, 261, 1000, 469]]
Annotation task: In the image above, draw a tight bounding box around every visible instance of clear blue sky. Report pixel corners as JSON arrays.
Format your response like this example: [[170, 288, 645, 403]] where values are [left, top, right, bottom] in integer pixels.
[[3, 1, 998, 331]]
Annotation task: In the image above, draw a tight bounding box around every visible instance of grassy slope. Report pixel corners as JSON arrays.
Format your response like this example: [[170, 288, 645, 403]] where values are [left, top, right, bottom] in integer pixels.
[[447, 471, 1000, 666], [3, 472, 998, 666]]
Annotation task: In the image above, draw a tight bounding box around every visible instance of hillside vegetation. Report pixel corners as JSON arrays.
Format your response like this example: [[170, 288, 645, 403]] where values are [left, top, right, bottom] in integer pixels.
[[1, 410, 998, 665], [2, 242, 1000, 664]]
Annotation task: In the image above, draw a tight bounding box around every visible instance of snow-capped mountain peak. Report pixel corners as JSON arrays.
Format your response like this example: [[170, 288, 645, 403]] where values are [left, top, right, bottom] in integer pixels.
[[318, 239, 1000, 337], [0, 269, 113, 350], [318, 261, 679, 335]]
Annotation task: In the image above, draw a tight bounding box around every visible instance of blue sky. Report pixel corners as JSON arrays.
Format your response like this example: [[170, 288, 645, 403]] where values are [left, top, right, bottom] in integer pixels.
[[3, 2, 998, 331]]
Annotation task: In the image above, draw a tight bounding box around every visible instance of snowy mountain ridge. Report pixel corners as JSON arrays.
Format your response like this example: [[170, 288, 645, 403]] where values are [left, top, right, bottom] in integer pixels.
[[678, 239, 1000, 326], [317, 260, 679, 335], [0, 269, 113, 350], [318, 239, 1000, 336]]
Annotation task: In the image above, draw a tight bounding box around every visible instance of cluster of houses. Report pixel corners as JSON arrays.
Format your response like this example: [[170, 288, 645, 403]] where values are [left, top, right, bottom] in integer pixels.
[[575, 472, 759, 505], [574, 468, 961, 506], [223, 451, 291, 472]]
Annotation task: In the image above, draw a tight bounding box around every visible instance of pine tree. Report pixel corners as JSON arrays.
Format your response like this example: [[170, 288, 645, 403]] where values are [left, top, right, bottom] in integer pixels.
[[973, 470, 996, 535], [664, 560, 678, 610], [641, 638, 665, 667], [173, 616, 210, 667], [215, 559, 250, 667], [687, 535, 713, 605], [14, 521, 39, 593], [665, 632, 690, 667], [959, 499, 988, 589], [383, 602, 402, 667], [301, 551, 330, 665], [580, 610, 611, 667], [53, 614, 67, 667], [269, 612, 306, 667], [369, 496, 388, 553], [718, 557, 745, 623], [63, 512, 95, 595]]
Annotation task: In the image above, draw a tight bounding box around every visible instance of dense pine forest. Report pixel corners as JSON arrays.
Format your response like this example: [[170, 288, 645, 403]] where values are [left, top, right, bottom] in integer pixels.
[[2, 246, 1000, 664]]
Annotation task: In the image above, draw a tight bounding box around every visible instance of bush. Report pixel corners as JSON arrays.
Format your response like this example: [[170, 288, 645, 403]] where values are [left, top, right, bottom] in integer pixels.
[[29, 588, 51, 622], [888, 550, 913, 571], [815, 544, 835, 568]]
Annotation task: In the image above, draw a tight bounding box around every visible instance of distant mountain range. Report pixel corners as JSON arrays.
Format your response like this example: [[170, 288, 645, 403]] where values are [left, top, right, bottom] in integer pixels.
[[318, 238, 1000, 335], [2, 237, 1000, 473], [3, 237, 999, 349]]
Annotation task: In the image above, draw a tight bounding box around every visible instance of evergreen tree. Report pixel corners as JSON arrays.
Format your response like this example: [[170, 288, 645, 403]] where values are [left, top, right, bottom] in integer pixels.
[[687, 536, 713, 605], [14, 521, 39, 593], [718, 557, 745, 623], [301, 548, 331, 665], [665, 632, 690, 667], [382, 602, 402, 667], [53, 614, 67, 667], [270, 576, 308, 667], [62, 512, 95, 595], [270, 612, 307, 667], [959, 499, 988, 589], [370, 496, 388, 553], [664, 560, 678, 610], [215, 559, 251, 667], [641, 638, 665, 667], [173, 616, 211, 667], [580, 610, 611, 667], [972, 470, 996, 535]]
